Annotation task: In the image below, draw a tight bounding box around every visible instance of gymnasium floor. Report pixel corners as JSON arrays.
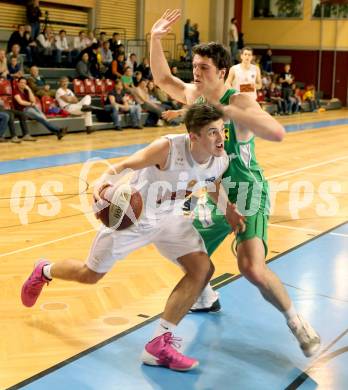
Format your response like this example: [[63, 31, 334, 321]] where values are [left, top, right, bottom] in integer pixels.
[[1, 110, 347, 390]]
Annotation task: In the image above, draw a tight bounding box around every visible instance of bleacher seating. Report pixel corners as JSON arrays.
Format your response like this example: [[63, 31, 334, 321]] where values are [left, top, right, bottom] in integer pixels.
[[73, 79, 85, 96]]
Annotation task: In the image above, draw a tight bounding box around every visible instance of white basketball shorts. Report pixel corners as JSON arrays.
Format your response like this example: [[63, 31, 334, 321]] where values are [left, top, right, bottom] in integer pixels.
[[86, 214, 207, 273]]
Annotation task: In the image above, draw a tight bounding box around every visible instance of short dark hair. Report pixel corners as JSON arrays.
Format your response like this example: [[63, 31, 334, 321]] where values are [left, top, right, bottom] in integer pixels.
[[184, 103, 224, 135], [241, 46, 253, 54], [192, 42, 231, 80]]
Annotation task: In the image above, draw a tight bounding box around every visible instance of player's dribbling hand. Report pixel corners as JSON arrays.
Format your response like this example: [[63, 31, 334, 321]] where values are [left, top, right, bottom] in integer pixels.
[[151, 9, 181, 38], [93, 182, 112, 219]]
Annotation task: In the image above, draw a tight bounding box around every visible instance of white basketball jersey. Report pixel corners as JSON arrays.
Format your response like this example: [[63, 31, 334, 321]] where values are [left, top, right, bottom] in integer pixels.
[[130, 134, 229, 219], [232, 63, 258, 100]]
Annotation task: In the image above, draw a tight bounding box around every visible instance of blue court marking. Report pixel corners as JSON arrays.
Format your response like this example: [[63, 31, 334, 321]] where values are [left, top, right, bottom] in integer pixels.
[[0, 144, 147, 175], [14, 223, 348, 390], [1, 117, 347, 175], [284, 117, 348, 133]]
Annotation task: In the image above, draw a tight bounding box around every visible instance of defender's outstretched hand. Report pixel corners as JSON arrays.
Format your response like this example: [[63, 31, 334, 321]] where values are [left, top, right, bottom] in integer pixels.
[[151, 9, 181, 38]]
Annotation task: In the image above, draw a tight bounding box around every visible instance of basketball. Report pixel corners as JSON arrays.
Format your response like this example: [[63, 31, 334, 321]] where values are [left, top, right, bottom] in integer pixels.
[[94, 183, 143, 230]]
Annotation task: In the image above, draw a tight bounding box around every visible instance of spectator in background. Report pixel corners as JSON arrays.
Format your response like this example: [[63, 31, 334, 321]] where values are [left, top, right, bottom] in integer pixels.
[[86, 30, 97, 47], [55, 76, 99, 134], [0, 98, 34, 143], [81, 43, 100, 78], [266, 82, 285, 115], [0, 111, 10, 142], [261, 48, 273, 74], [137, 57, 152, 80], [7, 44, 24, 72], [55, 29, 72, 67], [0, 49, 9, 79], [24, 25, 39, 65], [27, 65, 55, 98], [13, 77, 66, 139], [98, 31, 107, 46], [192, 23, 200, 46], [228, 18, 238, 65], [288, 83, 300, 114], [100, 41, 113, 68], [183, 19, 192, 60], [76, 53, 93, 80], [7, 57, 23, 81], [303, 84, 318, 112], [132, 70, 143, 86], [111, 52, 126, 79], [26, 0, 42, 39], [37, 27, 56, 66], [7, 25, 27, 54], [133, 79, 163, 126], [109, 32, 121, 57], [170, 65, 178, 76], [104, 79, 142, 130], [279, 64, 294, 115], [126, 53, 138, 73], [121, 67, 134, 89], [73, 31, 89, 59]]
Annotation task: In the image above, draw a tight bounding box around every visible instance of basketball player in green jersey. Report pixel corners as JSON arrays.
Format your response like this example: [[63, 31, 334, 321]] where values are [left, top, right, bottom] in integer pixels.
[[150, 9, 321, 358]]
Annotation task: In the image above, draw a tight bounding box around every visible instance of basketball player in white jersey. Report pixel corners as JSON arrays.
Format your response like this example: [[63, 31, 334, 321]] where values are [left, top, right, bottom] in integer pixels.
[[226, 46, 262, 100], [21, 103, 245, 371]]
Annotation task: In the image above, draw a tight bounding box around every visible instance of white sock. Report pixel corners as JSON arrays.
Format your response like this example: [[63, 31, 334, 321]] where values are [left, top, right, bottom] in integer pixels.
[[152, 318, 177, 338], [282, 303, 298, 322], [42, 264, 53, 280]]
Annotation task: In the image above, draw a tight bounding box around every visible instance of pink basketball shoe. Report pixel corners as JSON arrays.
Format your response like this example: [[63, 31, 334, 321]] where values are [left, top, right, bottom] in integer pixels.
[[142, 332, 199, 371], [21, 260, 51, 307]]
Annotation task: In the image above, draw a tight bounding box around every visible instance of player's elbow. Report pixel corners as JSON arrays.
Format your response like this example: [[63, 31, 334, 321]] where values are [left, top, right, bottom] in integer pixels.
[[272, 124, 286, 142]]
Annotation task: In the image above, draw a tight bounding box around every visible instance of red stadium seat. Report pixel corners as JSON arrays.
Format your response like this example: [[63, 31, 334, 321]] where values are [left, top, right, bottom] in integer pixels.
[[73, 79, 85, 96], [41, 96, 55, 115], [104, 79, 115, 93], [95, 79, 106, 96], [84, 78, 96, 95], [0, 95, 13, 110], [0, 79, 12, 95]]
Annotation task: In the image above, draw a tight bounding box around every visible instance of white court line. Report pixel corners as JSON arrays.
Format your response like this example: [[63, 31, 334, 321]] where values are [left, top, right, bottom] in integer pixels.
[[0, 229, 95, 258], [267, 155, 348, 180], [269, 223, 348, 238], [268, 223, 321, 233], [1, 155, 347, 259]]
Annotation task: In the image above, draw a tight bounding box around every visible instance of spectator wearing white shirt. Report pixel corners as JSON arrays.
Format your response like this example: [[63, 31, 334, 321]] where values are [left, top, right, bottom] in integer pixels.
[[72, 31, 88, 62], [55, 77, 95, 133], [55, 29, 72, 66], [36, 27, 56, 66]]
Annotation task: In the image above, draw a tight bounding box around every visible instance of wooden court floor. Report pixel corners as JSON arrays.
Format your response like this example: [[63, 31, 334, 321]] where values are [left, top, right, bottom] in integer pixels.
[[0, 110, 347, 389]]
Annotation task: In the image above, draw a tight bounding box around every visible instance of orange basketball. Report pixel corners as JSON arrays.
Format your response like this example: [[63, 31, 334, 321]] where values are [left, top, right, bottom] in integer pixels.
[[94, 183, 143, 230]]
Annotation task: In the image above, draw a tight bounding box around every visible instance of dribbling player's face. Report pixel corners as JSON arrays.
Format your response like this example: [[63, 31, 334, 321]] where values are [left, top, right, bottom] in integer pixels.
[[195, 119, 225, 158], [192, 55, 225, 92]]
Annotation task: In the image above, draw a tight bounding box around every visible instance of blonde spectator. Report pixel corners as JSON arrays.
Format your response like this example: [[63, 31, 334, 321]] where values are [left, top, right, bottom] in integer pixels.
[[0, 49, 9, 78]]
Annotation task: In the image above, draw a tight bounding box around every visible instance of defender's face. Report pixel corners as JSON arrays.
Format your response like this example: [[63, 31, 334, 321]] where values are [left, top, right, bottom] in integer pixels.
[[192, 119, 225, 157], [192, 55, 225, 91]]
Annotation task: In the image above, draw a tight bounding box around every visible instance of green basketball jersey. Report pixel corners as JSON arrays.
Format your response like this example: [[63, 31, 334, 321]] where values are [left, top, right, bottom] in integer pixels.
[[193, 89, 270, 256]]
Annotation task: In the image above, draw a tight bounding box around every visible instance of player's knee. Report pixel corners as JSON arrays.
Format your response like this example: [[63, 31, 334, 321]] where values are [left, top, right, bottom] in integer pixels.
[[78, 268, 104, 284], [239, 263, 266, 286]]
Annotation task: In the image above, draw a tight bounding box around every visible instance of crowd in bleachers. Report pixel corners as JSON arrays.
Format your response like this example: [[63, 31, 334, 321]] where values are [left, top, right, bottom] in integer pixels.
[[0, 17, 186, 143], [255, 50, 322, 115]]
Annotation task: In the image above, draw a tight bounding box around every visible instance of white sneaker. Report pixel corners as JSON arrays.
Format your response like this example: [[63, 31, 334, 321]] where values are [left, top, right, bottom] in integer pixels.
[[287, 315, 321, 357]]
